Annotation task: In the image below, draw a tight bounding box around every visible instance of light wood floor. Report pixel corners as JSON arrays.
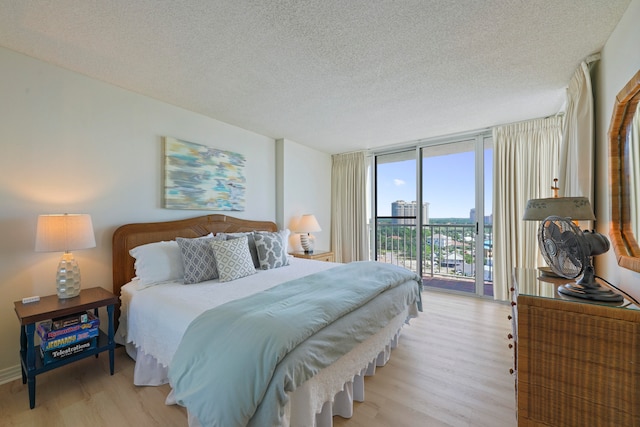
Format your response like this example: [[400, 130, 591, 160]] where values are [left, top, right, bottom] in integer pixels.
[[0, 291, 516, 426]]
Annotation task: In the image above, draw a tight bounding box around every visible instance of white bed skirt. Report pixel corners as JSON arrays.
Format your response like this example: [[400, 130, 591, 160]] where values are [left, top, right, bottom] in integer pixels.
[[125, 308, 412, 427]]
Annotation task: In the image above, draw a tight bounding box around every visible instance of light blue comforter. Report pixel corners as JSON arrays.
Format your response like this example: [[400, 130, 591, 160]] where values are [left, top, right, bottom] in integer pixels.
[[168, 261, 421, 426]]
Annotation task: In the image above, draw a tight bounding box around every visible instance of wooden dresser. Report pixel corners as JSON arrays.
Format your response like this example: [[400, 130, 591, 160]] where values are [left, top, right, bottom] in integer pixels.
[[510, 268, 640, 426]]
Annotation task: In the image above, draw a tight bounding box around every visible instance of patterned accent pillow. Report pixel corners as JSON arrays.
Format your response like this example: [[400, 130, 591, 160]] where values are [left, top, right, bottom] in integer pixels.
[[177, 235, 225, 284], [255, 229, 290, 255], [210, 236, 256, 282], [220, 232, 260, 268], [254, 231, 290, 270], [129, 233, 214, 289]]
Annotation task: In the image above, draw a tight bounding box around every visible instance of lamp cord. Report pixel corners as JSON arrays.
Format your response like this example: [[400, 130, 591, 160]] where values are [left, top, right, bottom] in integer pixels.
[[596, 274, 640, 306]]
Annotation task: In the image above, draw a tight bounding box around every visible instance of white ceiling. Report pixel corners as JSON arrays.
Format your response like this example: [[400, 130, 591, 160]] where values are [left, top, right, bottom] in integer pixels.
[[0, 1, 631, 154]]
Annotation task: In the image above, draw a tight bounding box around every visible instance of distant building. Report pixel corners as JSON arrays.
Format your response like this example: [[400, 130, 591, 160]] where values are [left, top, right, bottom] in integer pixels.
[[470, 208, 493, 225], [427, 233, 452, 247], [391, 200, 429, 224]]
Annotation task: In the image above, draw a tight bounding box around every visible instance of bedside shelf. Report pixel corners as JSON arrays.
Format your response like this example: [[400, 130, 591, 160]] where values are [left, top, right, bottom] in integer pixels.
[[14, 287, 118, 409]]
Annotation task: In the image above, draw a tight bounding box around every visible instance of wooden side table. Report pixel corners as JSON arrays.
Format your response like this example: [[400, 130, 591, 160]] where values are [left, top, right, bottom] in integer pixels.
[[290, 250, 335, 262], [14, 287, 118, 409]]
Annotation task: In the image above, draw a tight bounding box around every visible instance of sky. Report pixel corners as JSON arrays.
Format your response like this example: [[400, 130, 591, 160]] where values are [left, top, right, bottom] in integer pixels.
[[376, 149, 492, 218]]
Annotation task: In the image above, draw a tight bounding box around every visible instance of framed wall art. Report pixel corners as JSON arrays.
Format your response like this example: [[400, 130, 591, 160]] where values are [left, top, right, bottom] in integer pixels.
[[163, 137, 246, 211]]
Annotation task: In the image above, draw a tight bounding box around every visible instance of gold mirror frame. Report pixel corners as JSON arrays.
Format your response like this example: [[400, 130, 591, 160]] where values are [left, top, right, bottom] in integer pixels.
[[608, 69, 640, 272]]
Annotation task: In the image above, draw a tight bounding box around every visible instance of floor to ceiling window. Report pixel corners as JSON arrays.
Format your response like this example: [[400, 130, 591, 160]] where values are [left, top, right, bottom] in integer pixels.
[[374, 149, 418, 271], [373, 132, 493, 297]]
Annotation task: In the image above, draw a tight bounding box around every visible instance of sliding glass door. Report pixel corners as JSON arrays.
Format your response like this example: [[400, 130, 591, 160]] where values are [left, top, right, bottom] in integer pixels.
[[373, 132, 493, 297], [421, 137, 493, 296], [374, 150, 418, 271]]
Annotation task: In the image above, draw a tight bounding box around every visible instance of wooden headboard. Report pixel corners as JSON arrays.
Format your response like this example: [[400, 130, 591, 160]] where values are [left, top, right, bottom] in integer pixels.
[[112, 214, 277, 299]]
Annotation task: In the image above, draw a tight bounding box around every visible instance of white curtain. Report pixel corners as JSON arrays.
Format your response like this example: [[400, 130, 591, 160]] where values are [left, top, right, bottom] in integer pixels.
[[331, 151, 369, 263], [559, 60, 595, 200], [492, 117, 564, 300]]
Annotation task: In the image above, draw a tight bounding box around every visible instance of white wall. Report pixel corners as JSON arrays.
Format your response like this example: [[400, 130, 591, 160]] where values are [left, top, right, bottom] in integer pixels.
[[276, 139, 332, 252], [0, 46, 292, 378], [594, 0, 640, 300]]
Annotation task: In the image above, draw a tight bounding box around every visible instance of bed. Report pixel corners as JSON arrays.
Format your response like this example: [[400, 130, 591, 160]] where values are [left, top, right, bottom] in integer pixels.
[[112, 214, 422, 427]]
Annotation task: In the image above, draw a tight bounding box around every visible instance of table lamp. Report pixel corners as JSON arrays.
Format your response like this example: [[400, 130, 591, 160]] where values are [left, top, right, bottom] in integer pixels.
[[35, 213, 96, 299], [522, 179, 595, 223], [522, 196, 596, 222], [294, 214, 321, 254]]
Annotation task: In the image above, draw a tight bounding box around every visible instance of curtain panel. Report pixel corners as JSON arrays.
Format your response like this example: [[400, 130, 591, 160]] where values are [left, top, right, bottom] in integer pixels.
[[331, 151, 369, 263], [559, 61, 595, 201], [492, 117, 564, 300]]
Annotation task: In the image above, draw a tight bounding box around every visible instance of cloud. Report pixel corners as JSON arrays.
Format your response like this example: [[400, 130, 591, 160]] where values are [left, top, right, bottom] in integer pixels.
[[393, 179, 405, 186]]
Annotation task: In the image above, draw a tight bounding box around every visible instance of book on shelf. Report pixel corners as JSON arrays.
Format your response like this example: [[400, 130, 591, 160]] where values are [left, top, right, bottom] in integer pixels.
[[40, 338, 97, 365], [38, 310, 100, 341], [51, 310, 97, 331], [39, 326, 99, 351]]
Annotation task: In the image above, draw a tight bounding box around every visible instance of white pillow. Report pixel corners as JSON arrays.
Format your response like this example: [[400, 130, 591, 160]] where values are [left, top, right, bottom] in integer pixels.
[[129, 241, 183, 289], [210, 236, 256, 282], [129, 234, 213, 289]]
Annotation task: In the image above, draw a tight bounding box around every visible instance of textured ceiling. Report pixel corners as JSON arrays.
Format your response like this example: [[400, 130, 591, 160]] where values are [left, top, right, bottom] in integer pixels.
[[0, 1, 631, 154]]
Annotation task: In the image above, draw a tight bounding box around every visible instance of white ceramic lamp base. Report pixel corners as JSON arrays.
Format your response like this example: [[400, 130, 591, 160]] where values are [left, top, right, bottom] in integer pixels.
[[56, 252, 82, 299], [300, 234, 316, 254]]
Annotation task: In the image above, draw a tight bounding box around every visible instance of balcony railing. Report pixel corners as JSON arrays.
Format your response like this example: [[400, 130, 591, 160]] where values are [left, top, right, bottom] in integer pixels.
[[375, 218, 493, 287]]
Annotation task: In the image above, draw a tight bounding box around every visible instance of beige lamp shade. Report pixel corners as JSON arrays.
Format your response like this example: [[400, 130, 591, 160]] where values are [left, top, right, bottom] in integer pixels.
[[35, 214, 96, 299], [293, 214, 322, 233], [36, 214, 96, 252], [522, 197, 595, 221]]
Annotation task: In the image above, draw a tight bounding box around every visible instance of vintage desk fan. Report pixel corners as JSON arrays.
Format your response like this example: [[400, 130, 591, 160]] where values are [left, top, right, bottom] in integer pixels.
[[538, 215, 623, 302]]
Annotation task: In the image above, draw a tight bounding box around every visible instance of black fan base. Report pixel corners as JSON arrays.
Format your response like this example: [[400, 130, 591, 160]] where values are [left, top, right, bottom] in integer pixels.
[[558, 283, 624, 303]]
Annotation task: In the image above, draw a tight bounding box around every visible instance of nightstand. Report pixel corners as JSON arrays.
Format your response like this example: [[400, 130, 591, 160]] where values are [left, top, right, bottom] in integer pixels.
[[14, 287, 118, 409], [290, 250, 335, 262]]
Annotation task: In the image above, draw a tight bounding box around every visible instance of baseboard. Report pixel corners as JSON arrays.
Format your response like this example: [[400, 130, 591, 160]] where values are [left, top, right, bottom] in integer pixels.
[[0, 364, 22, 385]]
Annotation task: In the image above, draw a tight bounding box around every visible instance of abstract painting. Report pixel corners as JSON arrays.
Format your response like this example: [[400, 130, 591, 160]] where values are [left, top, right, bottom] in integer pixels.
[[163, 137, 246, 211]]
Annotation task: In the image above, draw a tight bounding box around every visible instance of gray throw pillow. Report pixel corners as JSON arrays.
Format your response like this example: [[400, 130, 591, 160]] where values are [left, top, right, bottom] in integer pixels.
[[177, 235, 225, 284], [254, 232, 289, 270]]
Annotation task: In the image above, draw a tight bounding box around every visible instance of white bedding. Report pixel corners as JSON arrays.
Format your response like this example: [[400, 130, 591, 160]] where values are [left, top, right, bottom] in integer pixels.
[[117, 256, 340, 369], [116, 256, 420, 426]]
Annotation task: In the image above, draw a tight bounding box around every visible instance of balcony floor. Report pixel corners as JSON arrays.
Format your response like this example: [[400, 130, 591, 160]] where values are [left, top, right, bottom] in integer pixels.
[[423, 275, 494, 297]]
